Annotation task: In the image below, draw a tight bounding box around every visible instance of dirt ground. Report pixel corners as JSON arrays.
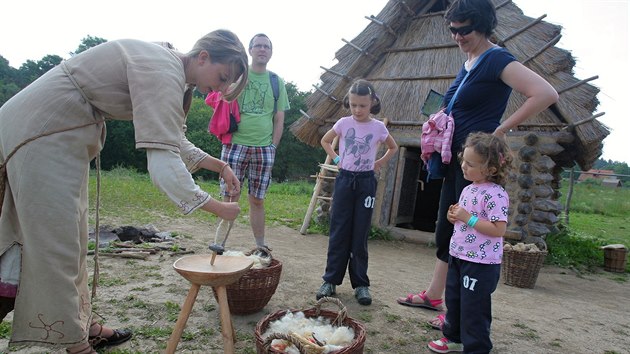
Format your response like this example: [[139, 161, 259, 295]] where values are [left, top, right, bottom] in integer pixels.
[[2, 219, 629, 354]]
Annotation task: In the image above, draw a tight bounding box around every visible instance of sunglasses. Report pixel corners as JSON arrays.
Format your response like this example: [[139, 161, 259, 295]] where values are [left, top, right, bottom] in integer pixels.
[[449, 25, 475, 36]]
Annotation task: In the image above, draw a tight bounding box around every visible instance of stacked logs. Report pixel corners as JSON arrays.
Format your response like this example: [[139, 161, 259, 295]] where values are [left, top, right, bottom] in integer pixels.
[[505, 131, 574, 250]]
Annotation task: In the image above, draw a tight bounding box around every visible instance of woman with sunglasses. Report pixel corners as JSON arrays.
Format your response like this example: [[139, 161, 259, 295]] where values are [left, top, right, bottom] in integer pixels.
[[396, 0, 558, 352]]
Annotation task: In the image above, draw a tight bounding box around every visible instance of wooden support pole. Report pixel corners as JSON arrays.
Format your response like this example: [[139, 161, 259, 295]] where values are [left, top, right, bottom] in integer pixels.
[[300, 136, 339, 235], [564, 167, 575, 225]]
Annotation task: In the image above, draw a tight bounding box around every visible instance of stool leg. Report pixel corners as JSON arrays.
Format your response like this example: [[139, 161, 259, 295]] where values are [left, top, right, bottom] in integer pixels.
[[215, 285, 235, 354], [166, 283, 201, 354]]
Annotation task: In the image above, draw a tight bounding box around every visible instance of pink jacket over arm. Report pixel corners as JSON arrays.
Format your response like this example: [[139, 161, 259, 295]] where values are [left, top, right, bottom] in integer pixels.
[[205, 92, 240, 144], [420, 110, 455, 164]]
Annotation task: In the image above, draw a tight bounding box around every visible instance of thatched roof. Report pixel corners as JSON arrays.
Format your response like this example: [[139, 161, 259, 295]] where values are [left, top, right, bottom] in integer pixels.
[[290, 0, 609, 171]]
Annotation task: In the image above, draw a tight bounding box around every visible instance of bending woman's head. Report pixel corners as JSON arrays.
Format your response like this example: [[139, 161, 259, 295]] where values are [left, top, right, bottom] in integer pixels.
[[187, 29, 248, 101], [445, 0, 497, 38]]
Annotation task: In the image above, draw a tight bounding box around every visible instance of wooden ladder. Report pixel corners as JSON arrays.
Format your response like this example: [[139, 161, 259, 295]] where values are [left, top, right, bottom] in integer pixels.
[[299, 136, 339, 235]]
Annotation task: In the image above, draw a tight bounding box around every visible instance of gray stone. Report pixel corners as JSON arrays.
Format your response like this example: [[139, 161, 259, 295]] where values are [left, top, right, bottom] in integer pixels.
[[515, 214, 529, 226], [527, 222, 551, 236], [532, 199, 562, 213], [524, 133, 539, 146], [518, 175, 534, 188], [533, 185, 554, 198], [518, 189, 534, 202], [518, 146, 538, 162], [531, 210, 559, 224], [517, 203, 532, 214], [533, 155, 556, 172], [534, 173, 554, 185], [519, 163, 532, 174]]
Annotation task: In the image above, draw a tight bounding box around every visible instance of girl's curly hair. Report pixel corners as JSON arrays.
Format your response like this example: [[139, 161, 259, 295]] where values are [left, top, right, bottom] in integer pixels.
[[459, 132, 513, 186]]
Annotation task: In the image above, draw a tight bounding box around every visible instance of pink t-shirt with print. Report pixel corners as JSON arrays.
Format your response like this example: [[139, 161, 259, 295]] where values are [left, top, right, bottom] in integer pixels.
[[333, 116, 389, 172], [449, 182, 510, 264]]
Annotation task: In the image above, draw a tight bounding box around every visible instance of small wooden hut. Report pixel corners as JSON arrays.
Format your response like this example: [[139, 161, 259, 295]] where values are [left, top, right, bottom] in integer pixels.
[[291, 0, 609, 247]]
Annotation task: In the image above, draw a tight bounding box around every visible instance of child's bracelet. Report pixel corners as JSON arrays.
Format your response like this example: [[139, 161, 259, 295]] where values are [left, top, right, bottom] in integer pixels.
[[219, 163, 229, 178], [333, 156, 340, 165], [467, 215, 478, 228]]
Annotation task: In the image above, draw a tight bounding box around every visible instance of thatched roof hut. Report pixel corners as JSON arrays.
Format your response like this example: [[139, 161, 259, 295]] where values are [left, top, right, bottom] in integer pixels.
[[290, 0, 609, 171], [292, 0, 610, 244]]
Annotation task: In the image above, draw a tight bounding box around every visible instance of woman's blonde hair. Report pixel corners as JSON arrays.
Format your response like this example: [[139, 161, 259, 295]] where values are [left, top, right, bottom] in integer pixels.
[[187, 29, 248, 101]]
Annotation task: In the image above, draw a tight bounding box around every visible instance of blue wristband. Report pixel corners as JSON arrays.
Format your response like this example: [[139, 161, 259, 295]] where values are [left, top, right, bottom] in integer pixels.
[[467, 215, 478, 228], [333, 156, 340, 165]]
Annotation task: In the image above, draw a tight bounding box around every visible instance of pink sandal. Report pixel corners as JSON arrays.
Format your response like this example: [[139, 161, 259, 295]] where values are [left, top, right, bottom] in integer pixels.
[[428, 313, 445, 330], [396, 290, 443, 310]]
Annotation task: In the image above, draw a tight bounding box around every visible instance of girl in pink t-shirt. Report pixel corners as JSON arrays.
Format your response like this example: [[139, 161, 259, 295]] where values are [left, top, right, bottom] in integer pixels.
[[317, 79, 397, 305], [428, 132, 513, 353]]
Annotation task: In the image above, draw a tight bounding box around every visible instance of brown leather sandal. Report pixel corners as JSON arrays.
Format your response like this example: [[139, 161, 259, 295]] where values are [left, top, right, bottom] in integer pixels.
[[88, 322, 133, 349]]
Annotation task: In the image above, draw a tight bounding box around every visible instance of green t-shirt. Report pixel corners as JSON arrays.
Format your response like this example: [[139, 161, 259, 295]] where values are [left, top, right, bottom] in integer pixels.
[[232, 70, 290, 146]]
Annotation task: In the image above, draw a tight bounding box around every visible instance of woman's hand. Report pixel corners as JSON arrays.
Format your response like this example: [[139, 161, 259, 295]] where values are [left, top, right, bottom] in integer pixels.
[[216, 201, 240, 221], [203, 199, 240, 221], [221, 164, 240, 196]]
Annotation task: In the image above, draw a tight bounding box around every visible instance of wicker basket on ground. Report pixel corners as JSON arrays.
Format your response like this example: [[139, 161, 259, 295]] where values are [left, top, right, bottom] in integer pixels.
[[255, 297, 366, 354], [212, 257, 282, 315], [502, 248, 547, 289]]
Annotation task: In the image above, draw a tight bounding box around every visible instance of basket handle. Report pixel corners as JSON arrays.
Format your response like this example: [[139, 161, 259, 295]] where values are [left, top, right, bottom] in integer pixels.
[[262, 332, 308, 353], [315, 296, 348, 326]]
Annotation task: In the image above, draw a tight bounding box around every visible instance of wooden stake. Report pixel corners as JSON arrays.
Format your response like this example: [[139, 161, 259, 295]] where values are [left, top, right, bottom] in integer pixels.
[[300, 136, 338, 234]]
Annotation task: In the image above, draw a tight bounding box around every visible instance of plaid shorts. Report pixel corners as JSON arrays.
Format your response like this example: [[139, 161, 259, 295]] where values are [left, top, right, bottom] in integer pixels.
[[220, 144, 275, 199]]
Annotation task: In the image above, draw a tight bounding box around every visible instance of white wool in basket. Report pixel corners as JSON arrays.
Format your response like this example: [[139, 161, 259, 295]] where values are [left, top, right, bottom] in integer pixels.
[[263, 311, 355, 352], [223, 250, 271, 269]]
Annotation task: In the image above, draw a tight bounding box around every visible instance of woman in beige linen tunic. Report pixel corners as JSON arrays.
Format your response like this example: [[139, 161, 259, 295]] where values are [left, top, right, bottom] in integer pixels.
[[0, 29, 248, 352]]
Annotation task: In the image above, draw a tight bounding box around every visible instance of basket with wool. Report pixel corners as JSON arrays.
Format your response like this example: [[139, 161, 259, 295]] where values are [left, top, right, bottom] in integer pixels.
[[255, 297, 366, 354]]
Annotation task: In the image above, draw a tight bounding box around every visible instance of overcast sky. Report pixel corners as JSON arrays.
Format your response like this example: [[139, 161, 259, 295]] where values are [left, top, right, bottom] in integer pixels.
[[1, 0, 627, 163]]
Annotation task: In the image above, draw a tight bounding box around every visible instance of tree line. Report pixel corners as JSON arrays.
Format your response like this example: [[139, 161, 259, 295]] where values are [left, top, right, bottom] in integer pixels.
[[2, 36, 627, 182], [0, 36, 326, 182]]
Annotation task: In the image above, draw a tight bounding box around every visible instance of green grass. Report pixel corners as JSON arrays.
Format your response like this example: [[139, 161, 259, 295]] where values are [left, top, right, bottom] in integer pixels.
[[88, 168, 629, 274], [550, 181, 630, 273]]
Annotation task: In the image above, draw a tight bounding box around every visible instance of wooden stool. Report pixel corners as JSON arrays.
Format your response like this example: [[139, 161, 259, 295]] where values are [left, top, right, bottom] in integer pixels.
[[166, 254, 253, 354]]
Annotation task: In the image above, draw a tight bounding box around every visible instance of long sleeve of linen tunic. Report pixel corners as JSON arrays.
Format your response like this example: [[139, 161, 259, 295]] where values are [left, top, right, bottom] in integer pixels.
[[67, 39, 213, 214]]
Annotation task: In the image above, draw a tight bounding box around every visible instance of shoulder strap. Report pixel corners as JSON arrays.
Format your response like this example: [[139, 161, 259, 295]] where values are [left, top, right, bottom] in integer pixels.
[[446, 46, 499, 114], [268, 71, 280, 114]]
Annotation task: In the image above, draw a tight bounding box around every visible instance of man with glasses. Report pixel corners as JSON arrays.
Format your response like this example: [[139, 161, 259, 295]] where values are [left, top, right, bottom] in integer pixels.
[[220, 33, 290, 251]]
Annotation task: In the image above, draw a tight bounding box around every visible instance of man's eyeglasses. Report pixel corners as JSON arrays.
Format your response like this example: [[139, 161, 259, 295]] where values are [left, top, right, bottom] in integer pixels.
[[252, 44, 271, 50], [448, 25, 475, 36]]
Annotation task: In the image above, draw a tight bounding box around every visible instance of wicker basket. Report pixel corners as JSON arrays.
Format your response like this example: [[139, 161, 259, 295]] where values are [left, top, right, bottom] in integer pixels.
[[603, 246, 628, 273], [212, 258, 282, 315], [255, 297, 366, 354], [502, 249, 547, 289]]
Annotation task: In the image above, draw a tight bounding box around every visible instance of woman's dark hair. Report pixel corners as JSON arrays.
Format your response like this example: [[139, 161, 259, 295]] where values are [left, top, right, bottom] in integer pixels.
[[445, 0, 497, 37], [342, 79, 381, 114]]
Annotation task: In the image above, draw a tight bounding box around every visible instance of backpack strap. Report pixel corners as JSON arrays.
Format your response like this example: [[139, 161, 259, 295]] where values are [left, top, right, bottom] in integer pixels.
[[268, 70, 280, 114]]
